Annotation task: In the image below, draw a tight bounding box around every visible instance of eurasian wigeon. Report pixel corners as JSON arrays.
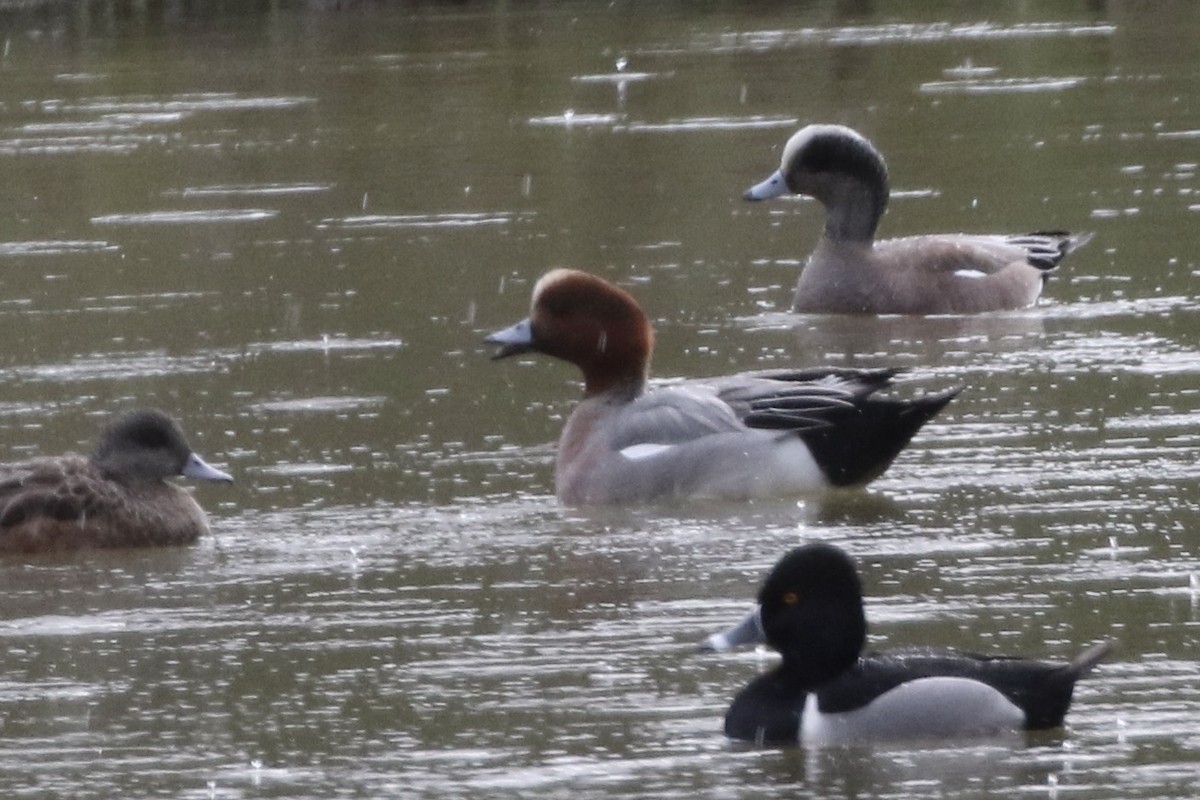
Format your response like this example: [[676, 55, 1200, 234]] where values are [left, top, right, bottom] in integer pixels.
[[0, 409, 233, 553], [701, 542, 1112, 745], [744, 124, 1092, 315], [485, 268, 957, 506]]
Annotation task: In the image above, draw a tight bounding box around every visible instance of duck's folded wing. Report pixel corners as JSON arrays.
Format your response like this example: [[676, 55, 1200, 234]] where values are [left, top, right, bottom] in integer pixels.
[[604, 370, 953, 489], [818, 644, 1109, 729], [1005, 230, 1094, 271], [610, 369, 899, 447], [711, 368, 901, 433], [874, 232, 1092, 277], [813, 648, 1042, 714], [605, 387, 750, 452], [0, 459, 113, 529]]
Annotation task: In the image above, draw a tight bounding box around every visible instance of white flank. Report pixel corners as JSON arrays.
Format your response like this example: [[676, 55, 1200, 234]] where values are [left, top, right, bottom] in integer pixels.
[[801, 677, 1024, 745]]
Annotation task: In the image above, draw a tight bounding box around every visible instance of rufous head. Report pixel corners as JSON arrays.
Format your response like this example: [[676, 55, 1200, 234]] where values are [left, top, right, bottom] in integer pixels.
[[486, 269, 654, 397]]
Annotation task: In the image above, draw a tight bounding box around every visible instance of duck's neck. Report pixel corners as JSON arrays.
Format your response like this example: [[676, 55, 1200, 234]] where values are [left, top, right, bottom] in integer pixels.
[[583, 369, 647, 400], [822, 180, 887, 245]]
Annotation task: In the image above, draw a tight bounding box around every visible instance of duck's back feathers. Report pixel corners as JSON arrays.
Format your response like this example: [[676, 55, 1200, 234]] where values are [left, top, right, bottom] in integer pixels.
[[713, 367, 901, 421], [0, 456, 210, 552], [0, 457, 106, 529], [819, 643, 1112, 730]]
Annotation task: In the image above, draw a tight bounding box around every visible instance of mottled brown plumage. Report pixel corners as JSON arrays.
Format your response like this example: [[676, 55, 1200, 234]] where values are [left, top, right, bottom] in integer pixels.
[[0, 410, 233, 554]]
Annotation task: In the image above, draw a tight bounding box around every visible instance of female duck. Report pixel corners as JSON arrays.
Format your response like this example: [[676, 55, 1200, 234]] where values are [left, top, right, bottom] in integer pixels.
[[0, 409, 233, 553], [745, 124, 1092, 314], [702, 543, 1111, 745], [486, 269, 957, 506]]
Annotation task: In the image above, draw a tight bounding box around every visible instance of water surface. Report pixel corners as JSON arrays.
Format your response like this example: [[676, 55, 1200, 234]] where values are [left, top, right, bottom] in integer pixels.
[[0, 2, 1198, 798]]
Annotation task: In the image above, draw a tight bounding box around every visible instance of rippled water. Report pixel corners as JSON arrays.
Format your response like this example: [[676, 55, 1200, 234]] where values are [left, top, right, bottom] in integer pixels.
[[0, 2, 1198, 798]]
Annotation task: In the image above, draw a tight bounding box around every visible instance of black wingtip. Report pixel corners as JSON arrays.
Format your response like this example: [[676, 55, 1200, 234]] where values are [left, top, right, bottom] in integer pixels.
[[1016, 230, 1095, 271]]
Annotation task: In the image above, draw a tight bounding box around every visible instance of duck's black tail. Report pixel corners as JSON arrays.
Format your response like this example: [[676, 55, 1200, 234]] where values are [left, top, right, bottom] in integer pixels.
[[1020, 641, 1113, 730], [799, 386, 960, 487]]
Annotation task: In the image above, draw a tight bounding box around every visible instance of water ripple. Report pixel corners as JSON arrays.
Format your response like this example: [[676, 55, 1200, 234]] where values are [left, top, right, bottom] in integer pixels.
[[920, 76, 1086, 94], [66, 92, 315, 115], [624, 115, 799, 132], [91, 209, 278, 225], [317, 212, 521, 230], [245, 337, 405, 354], [0, 240, 119, 256], [3, 352, 227, 383], [528, 111, 624, 128], [176, 182, 333, 198], [249, 396, 388, 414], [667, 21, 1115, 54]]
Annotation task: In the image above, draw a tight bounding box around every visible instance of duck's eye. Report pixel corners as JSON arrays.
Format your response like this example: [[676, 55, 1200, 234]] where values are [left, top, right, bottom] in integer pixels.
[[782, 591, 799, 605]]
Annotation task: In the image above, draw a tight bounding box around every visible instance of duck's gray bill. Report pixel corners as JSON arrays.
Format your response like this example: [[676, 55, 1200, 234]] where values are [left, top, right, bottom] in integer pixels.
[[183, 453, 234, 482], [485, 317, 536, 360], [699, 605, 765, 653], [744, 169, 790, 201]]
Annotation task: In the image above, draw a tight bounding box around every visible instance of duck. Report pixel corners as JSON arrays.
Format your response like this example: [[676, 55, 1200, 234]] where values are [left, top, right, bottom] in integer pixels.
[[744, 124, 1092, 315], [0, 409, 234, 553], [485, 268, 957, 506], [701, 542, 1112, 745]]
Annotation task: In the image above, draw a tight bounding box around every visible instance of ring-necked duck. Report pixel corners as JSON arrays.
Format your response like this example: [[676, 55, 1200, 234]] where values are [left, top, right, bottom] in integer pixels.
[[702, 543, 1111, 745]]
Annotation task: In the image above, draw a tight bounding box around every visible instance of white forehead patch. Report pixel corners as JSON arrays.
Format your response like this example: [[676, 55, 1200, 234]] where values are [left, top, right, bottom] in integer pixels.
[[531, 269, 570, 308]]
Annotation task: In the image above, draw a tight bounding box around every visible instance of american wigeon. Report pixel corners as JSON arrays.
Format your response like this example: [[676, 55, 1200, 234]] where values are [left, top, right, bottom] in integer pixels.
[[745, 124, 1092, 314], [0, 409, 233, 553], [702, 543, 1112, 745], [485, 269, 957, 506]]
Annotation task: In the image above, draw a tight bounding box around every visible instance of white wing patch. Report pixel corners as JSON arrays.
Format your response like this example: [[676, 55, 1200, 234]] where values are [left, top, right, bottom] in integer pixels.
[[954, 268, 988, 279], [619, 443, 675, 461]]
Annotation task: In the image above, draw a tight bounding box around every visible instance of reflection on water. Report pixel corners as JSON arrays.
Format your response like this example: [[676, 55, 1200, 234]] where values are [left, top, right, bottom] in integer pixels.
[[0, 2, 1198, 799]]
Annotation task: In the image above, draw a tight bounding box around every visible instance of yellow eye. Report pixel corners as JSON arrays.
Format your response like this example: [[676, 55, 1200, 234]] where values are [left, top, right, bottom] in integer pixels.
[[782, 591, 799, 605]]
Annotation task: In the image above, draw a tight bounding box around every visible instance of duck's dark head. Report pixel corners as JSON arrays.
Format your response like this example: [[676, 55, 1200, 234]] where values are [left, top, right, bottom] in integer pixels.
[[93, 409, 233, 484]]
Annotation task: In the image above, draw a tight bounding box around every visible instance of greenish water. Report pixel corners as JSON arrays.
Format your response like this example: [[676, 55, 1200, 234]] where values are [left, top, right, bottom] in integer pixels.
[[0, 1, 1198, 797]]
